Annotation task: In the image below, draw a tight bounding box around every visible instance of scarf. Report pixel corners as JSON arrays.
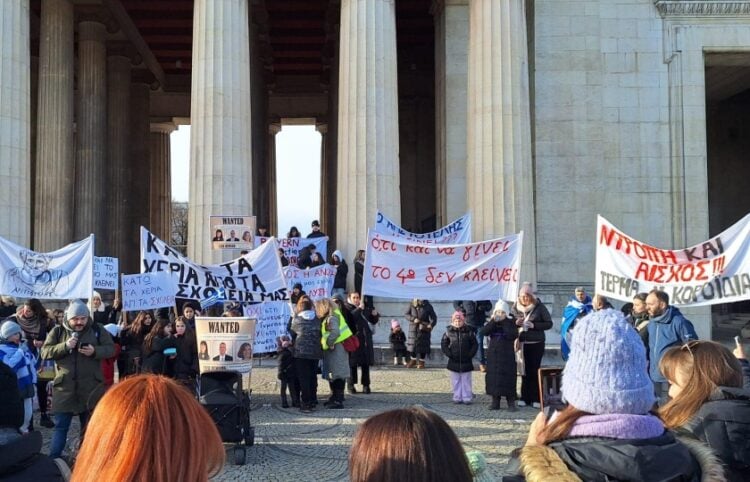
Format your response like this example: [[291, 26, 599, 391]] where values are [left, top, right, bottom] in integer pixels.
[[567, 414, 664, 440], [516, 300, 535, 315], [14, 309, 41, 337]]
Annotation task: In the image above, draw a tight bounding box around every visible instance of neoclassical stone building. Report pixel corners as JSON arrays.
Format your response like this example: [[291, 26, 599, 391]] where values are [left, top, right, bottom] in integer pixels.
[[2, 0, 749, 338]]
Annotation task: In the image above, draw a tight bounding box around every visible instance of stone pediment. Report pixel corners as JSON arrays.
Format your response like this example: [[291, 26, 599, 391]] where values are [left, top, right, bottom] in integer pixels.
[[655, 1, 750, 16]]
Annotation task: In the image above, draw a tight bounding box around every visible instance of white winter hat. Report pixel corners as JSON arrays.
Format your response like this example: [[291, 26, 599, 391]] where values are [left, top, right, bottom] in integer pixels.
[[494, 300, 510, 315]]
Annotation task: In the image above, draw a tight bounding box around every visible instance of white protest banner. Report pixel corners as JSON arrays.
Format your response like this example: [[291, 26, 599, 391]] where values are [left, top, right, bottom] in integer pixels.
[[121, 272, 176, 311], [362, 230, 522, 300], [0, 235, 94, 300], [141, 227, 288, 303], [244, 301, 292, 354], [595, 214, 750, 306], [93, 256, 119, 291], [196, 316, 256, 389], [283, 264, 335, 301], [373, 210, 472, 244], [256, 236, 328, 267], [210, 215, 256, 251]]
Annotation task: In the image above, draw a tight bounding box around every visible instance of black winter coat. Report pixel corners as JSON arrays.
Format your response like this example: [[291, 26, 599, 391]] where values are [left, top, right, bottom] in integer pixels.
[[354, 260, 364, 294], [333, 261, 348, 290], [141, 336, 177, 375], [389, 329, 406, 351], [290, 311, 323, 360], [679, 385, 750, 481], [347, 303, 379, 367], [511, 301, 553, 343], [479, 316, 518, 396], [441, 325, 478, 373], [277, 348, 296, 381], [405, 301, 437, 354], [0, 431, 64, 481], [172, 333, 198, 379]]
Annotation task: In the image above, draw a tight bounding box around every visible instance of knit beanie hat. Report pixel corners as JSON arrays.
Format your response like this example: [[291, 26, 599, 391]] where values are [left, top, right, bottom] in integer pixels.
[[391, 319, 400, 329], [0, 362, 23, 429], [452, 311, 465, 322], [0, 321, 22, 340], [494, 300, 510, 315], [518, 282, 534, 297], [66, 299, 90, 321], [562, 309, 655, 415]]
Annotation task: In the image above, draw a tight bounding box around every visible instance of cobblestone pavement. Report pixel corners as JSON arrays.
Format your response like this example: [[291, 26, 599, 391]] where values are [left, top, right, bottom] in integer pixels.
[[38, 363, 535, 481]]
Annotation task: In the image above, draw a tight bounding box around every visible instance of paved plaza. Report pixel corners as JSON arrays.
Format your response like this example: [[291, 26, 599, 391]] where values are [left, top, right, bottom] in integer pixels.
[[39, 362, 535, 481]]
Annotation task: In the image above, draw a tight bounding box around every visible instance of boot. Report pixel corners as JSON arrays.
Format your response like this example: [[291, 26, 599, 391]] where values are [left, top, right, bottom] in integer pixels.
[[417, 360, 425, 369], [489, 396, 500, 410], [402, 357, 408, 366], [363, 385, 371, 394], [328, 388, 344, 409], [280, 389, 289, 408], [40, 413, 55, 428], [291, 393, 301, 408], [347, 382, 357, 394], [507, 396, 518, 412], [393, 356, 399, 366], [406, 358, 417, 369]]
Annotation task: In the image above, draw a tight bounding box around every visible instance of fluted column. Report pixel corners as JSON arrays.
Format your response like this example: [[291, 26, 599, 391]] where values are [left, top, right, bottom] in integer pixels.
[[149, 122, 175, 242], [188, 0, 253, 264], [0, 0, 31, 245], [106, 54, 131, 258], [467, 0, 536, 282], [336, 0, 400, 259], [75, 20, 107, 249], [35, 0, 74, 251], [128, 81, 150, 273]]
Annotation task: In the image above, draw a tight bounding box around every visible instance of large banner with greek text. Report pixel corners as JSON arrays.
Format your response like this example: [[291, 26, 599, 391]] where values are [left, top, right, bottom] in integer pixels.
[[283, 264, 335, 301], [373, 211, 472, 244], [140, 227, 288, 303], [244, 301, 292, 354], [196, 317, 256, 389], [255, 236, 329, 266], [0, 235, 94, 300], [362, 230, 522, 300], [595, 214, 750, 306]]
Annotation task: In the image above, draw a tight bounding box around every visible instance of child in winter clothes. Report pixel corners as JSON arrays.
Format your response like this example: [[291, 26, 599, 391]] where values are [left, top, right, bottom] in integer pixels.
[[479, 300, 519, 411], [388, 320, 407, 366], [277, 336, 299, 408], [441, 311, 478, 404], [0, 321, 37, 432]]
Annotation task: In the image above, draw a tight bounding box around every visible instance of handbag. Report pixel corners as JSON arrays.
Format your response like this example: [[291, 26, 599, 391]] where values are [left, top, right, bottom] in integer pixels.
[[342, 335, 360, 352], [515, 340, 525, 376]]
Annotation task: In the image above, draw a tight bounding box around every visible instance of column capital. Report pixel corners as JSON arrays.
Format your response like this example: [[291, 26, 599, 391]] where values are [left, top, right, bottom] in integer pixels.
[[150, 122, 176, 134], [269, 123, 281, 135], [106, 41, 142, 65], [77, 19, 107, 42]]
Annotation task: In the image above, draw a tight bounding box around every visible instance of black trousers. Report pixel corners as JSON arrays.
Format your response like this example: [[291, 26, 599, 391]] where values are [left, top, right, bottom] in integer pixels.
[[294, 358, 319, 407], [520, 341, 545, 404], [349, 365, 370, 386], [329, 378, 345, 402], [409, 351, 426, 360], [36, 379, 50, 414]]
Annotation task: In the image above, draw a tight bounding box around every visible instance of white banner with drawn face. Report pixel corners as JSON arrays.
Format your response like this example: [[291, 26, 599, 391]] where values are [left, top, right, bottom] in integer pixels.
[[141, 227, 288, 303], [362, 230, 522, 301], [283, 264, 335, 301], [373, 211, 472, 244], [255, 236, 328, 267], [595, 214, 750, 306], [0, 235, 94, 300], [244, 301, 292, 354], [196, 317, 256, 389]]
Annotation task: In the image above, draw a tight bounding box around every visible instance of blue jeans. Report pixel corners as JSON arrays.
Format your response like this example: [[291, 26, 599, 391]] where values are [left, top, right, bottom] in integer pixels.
[[49, 411, 90, 459], [473, 327, 486, 365]]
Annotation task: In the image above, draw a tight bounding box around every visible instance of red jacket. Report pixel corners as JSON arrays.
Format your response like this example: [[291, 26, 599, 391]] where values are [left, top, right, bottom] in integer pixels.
[[101, 343, 121, 386]]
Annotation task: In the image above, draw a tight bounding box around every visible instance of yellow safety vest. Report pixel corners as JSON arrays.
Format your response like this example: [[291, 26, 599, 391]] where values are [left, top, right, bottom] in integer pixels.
[[321, 308, 353, 350]]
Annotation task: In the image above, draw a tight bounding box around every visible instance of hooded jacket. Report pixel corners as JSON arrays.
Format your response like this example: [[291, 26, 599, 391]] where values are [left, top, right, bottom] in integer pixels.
[[40, 317, 114, 414], [647, 306, 698, 382], [332, 250, 348, 290], [290, 310, 323, 360]]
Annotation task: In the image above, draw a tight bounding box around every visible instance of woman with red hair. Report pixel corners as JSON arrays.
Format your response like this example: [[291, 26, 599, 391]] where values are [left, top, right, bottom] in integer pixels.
[[71, 375, 224, 482]]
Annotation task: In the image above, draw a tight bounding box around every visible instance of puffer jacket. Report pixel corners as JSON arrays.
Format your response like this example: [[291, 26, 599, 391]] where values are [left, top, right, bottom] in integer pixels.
[[648, 306, 698, 383], [441, 324, 478, 373], [511, 301, 553, 343], [678, 385, 750, 481], [503, 432, 723, 482], [405, 301, 437, 354], [41, 318, 114, 414], [290, 310, 323, 360]]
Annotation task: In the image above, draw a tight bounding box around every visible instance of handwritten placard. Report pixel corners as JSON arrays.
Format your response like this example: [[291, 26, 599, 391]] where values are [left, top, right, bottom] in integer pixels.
[[122, 271, 176, 311], [93, 256, 119, 290]]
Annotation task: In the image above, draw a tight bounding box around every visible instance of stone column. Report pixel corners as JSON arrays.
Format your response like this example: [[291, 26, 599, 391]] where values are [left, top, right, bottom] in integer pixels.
[[467, 0, 536, 282], [433, 0, 469, 226], [149, 122, 175, 242], [188, 0, 253, 264], [316, 123, 328, 237], [35, 0, 74, 251], [106, 54, 131, 258], [268, 123, 280, 237], [0, 0, 31, 245], [75, 20, 107, 249], [128, 81, 151, 273], [336, 0, 400, 259]]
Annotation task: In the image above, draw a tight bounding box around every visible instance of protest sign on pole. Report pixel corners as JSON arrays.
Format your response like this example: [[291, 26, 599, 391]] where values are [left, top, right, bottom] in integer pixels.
[[283, 264, 335, 301], [0, 234, 94, 300], [141, 227, 288, 303], [595, 214, 750, 306], [195, 316, 256, 389], [244, 301, 292, 354], [362, 230, 522, 301], [256, 236, 328, 267], [209, 215, 256, 251], [93, 256, 119, 291], [121, 272, 177, 311], [373, 210, 472, 244]]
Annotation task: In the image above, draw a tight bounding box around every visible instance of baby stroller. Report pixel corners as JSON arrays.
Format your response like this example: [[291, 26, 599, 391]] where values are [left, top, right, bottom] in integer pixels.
[[199, 371, 255, 465]]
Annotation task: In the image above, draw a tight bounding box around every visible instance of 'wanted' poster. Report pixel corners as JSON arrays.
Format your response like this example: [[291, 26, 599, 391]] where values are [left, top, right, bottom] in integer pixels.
[[195, 316, 256, 390]]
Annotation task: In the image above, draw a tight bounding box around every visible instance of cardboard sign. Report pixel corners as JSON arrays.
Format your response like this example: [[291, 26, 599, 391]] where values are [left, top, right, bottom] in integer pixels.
[[121, 271, 176, 311], [93, 256, 119, 291], [196, 316, 256, 389]]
